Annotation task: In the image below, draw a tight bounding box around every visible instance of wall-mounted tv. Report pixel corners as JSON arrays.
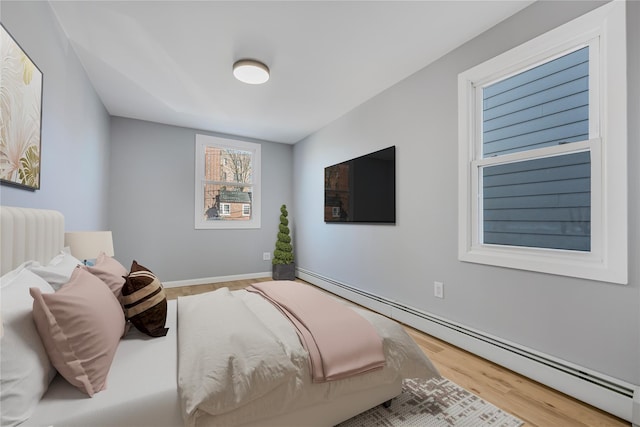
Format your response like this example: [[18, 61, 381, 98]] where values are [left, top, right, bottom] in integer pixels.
[[324, 146, 395, 224]]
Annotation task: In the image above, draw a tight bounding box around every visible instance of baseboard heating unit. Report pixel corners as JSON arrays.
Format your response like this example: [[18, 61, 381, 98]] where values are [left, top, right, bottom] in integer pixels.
[[297, 268, 640, 425]]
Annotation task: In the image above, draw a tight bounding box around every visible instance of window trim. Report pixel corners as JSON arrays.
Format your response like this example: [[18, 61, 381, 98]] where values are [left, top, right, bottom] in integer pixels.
[[458, 1, 627, 284], [220, 203, 231, 216], [194, 134, 261, 229]]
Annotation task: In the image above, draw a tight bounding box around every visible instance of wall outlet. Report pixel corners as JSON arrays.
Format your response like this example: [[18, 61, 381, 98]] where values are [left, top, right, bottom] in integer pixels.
[[434, 281, 444, 299], [263, 252, 271, 261]]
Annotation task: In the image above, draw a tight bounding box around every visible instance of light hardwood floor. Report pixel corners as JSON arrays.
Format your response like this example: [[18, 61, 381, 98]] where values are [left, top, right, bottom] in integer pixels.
[[165, 279, 629, 427]]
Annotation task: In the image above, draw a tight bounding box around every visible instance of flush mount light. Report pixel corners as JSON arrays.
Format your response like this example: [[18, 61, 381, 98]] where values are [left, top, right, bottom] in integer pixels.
[[233, 59, 270, 84]]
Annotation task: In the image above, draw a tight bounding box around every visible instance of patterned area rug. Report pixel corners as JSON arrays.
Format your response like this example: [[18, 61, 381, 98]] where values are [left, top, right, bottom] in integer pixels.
[[338, 377, 524, 427]]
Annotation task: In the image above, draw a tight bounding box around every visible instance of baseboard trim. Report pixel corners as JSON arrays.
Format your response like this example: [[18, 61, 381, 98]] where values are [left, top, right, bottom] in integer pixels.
[[297, 267, 637, 423], [163, 271, 271, 288]]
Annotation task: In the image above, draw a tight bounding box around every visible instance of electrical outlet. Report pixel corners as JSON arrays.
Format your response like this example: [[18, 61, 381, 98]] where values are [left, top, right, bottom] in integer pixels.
[[434, 281, 444, 299], [263, 252, 271, 261]]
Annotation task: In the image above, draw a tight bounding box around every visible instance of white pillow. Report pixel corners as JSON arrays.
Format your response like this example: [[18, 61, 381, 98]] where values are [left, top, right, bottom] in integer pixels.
[[1, 266, 57, 427], [27, 247, 82, 290]]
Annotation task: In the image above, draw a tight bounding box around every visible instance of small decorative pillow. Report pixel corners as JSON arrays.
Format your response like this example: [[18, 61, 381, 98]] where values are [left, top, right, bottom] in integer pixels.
[[83, 252, 127, 299], [30, 267, 126, 396], [122, 261, 169, 337]]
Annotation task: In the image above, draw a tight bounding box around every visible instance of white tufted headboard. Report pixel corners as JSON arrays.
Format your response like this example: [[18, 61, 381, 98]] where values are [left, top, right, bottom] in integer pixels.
[[0, 206, 65, 275]]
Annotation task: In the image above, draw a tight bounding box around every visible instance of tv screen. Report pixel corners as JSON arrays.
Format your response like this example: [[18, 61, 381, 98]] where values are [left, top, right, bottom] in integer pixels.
[[324, 146, 395, 224]]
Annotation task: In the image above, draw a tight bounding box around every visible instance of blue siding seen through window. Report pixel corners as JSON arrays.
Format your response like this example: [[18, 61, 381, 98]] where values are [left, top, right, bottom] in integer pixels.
[[483, 47, 589, 157], [481, 47, 591, 252], [482, 152, 591, 251]]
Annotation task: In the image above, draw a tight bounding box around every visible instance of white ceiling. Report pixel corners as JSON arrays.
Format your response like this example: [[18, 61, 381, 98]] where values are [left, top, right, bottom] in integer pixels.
[[49, 0, 534, 144]]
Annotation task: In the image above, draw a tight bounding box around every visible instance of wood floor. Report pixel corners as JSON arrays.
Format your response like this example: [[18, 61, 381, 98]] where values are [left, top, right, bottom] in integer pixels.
[[165, 278, 629, 427]]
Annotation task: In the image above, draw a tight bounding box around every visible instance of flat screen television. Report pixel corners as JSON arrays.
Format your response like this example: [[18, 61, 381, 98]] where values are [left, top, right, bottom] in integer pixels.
[[324, 146, 395, 224]]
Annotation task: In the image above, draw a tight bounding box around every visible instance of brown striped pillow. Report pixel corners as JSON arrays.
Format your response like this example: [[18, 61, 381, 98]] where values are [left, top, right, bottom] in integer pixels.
[[121, 261, 169, 337]]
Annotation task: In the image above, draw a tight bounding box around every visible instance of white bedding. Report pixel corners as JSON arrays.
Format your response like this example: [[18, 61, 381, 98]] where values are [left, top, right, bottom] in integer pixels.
[[178, 287, 439, 427], [23, 300, 181, 427], [23, 287, 435, 427]]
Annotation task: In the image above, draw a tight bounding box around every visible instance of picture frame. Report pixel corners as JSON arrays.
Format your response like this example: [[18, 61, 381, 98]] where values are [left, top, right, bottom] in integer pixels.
[[0, 23, 43, 191]]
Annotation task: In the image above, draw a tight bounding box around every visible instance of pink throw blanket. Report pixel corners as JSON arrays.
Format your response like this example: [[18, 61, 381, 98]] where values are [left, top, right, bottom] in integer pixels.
[[246, 281, 385, 383]]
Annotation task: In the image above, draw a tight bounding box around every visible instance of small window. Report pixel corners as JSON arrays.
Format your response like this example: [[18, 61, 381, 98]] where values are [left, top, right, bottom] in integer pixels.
[[195, 134, 261, 229], [458, 1, 627, 284]]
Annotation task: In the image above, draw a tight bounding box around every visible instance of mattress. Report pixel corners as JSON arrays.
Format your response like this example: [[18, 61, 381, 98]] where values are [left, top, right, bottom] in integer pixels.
[[23, 300, 181, 427]]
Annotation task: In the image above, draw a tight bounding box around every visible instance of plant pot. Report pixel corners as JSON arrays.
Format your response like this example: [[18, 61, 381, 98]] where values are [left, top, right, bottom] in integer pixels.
[[272, 263, 295, 281]]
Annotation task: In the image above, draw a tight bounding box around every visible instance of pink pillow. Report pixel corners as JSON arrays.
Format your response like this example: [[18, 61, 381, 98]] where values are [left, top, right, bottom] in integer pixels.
[[30, 267, 126, 396], [83, 252, 127, 299]]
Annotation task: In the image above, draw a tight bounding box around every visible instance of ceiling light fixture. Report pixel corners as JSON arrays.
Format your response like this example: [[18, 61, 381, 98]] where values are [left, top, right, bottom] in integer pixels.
[[233, 59, 270, 85]]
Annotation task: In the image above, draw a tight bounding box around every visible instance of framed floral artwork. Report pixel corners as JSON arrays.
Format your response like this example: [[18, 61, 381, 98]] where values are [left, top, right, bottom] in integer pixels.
[[0, 23, 43, 191]]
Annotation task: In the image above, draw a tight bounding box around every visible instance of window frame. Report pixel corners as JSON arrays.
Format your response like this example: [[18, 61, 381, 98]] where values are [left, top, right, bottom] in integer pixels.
[[194, 134, 261, 229], [220, 203, 231, 216], [458, 1, 627, 284]]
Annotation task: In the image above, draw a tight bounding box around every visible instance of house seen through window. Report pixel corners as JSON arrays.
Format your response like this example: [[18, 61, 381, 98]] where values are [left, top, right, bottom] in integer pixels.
[[195, 134, 261, 229]]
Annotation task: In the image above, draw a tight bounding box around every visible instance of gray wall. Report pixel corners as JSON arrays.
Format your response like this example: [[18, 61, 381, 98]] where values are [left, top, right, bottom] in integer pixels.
[[0, 1, 111, 231], [108, 117, 293, 281], [293, 0, 639, 384]]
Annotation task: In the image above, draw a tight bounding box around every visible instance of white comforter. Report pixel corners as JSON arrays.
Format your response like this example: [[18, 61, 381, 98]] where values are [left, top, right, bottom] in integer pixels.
[[177, 287, 439, 427]]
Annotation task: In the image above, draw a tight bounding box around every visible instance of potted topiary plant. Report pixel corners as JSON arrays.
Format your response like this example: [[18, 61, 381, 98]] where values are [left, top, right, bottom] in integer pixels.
[[272, 204, 295, 280]]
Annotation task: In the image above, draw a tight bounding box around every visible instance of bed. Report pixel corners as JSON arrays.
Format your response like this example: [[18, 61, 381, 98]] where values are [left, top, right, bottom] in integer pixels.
[[0, 206, 439, 426]]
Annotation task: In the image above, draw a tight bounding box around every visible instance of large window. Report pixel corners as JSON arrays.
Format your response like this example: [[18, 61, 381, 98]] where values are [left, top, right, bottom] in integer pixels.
[[458, 2, 627, 283], [195, 134, 261, 229], [481, 46, 592, 252]]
